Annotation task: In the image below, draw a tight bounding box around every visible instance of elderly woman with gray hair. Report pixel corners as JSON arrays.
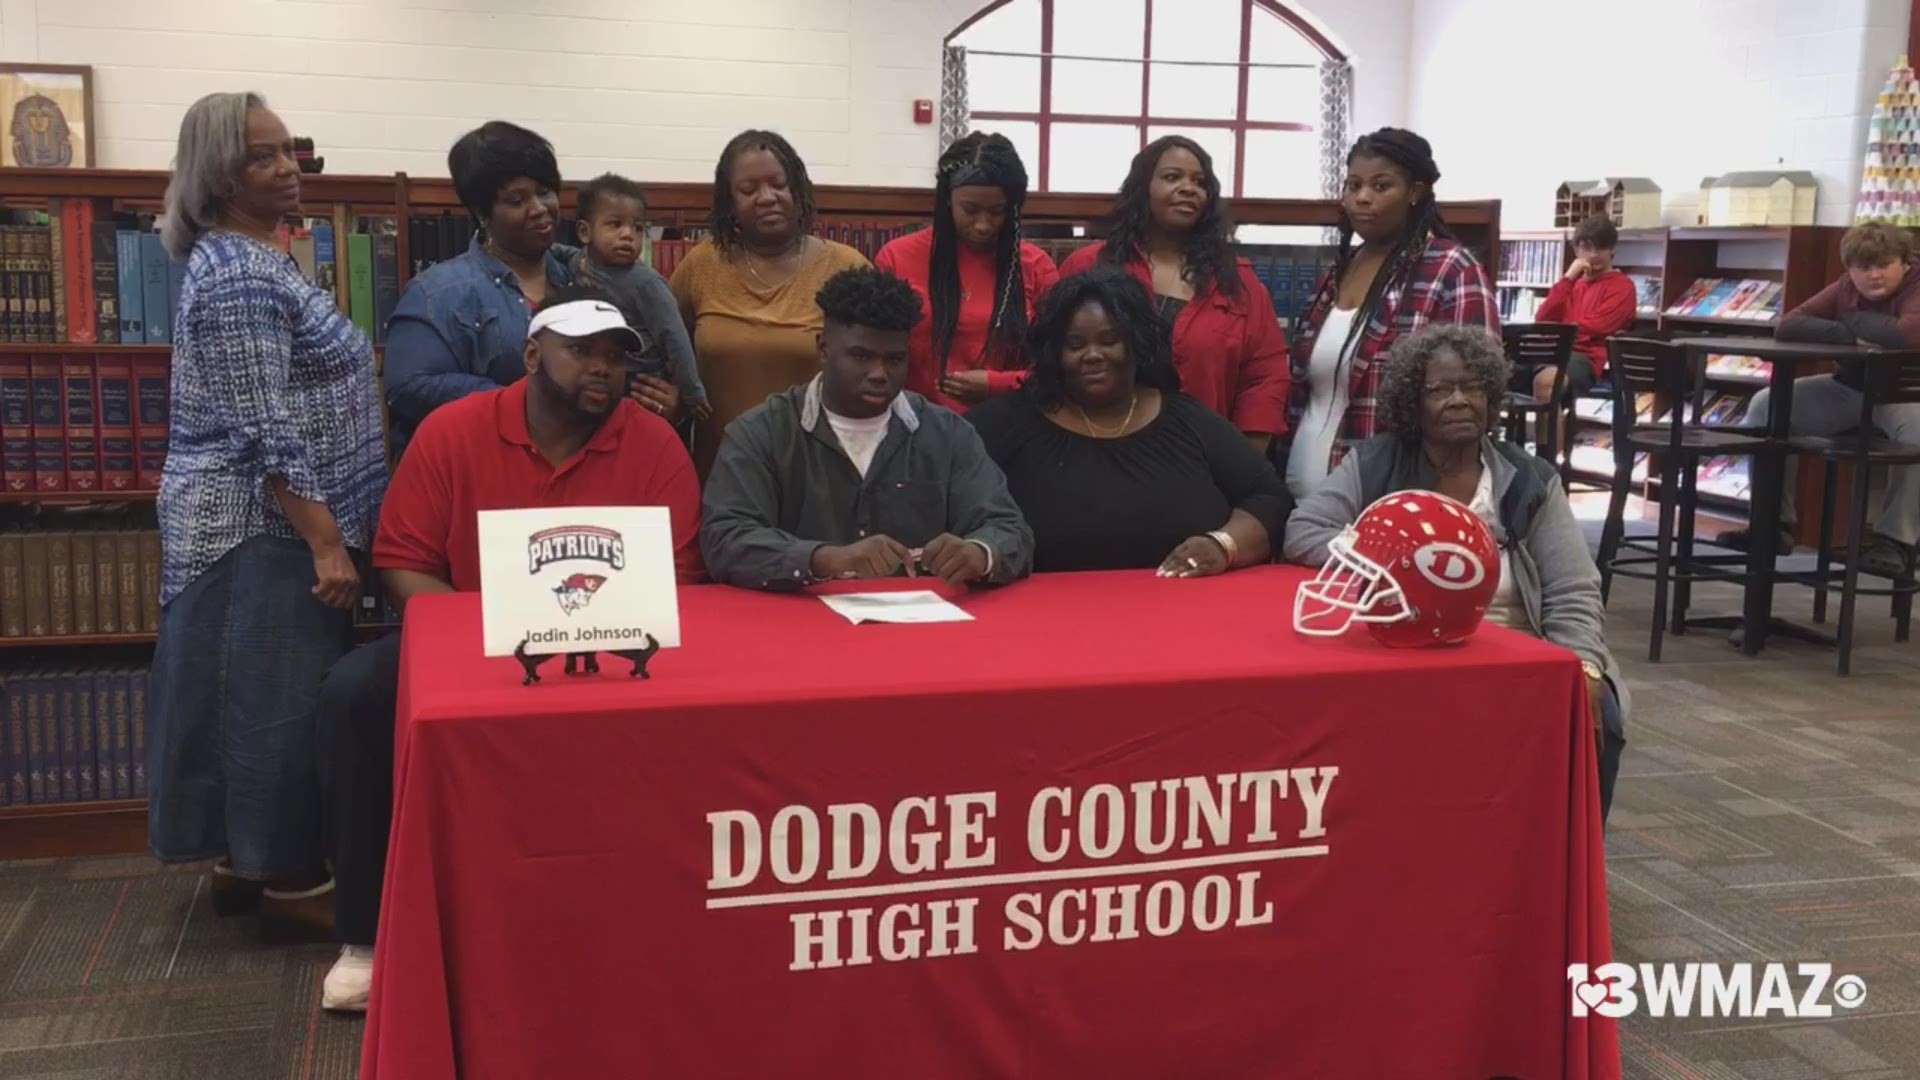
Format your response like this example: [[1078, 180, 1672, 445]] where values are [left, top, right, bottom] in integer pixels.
[[1282, 324, 1627, 822], [146, 91, 386, 925]]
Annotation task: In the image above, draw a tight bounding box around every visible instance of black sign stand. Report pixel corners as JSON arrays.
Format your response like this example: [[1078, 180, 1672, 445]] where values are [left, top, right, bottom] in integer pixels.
[[514, 634, 660, 685]]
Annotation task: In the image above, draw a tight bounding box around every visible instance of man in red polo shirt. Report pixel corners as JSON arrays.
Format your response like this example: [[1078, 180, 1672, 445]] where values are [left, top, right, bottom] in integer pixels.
[[316, 286, 701, 1011]]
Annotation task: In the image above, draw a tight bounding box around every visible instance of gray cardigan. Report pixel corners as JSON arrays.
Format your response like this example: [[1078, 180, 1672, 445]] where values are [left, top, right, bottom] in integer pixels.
[[1284, 434, 1629, 727], [700, 378, 1034, 591]]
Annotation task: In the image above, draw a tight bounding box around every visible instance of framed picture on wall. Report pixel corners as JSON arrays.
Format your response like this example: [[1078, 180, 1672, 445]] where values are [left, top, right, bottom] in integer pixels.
[[0, 63, 93, 168]]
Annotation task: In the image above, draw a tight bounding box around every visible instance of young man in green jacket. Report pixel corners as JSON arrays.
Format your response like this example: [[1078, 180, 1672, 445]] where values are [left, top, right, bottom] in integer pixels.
[[700, 267, 1034, 591]]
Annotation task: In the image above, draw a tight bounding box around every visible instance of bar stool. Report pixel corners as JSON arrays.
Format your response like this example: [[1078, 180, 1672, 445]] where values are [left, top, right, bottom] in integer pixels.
[[1501, 323, 1577, 476], [1596, 337, 1769, 661], [1784, 357, 1920, 674]]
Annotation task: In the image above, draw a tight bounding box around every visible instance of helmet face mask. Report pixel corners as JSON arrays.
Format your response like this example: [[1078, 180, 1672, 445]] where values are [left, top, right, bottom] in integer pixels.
[[1293, 528, 1411, 636], [1290, 491, 1499, 648]]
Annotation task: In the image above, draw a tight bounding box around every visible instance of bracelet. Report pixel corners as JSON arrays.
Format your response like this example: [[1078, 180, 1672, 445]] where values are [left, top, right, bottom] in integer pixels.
[[1205, 530, 1238, 568]]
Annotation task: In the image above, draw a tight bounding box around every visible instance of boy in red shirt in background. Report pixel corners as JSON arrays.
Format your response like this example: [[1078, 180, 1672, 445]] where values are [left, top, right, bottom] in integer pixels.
[[1533, 215, 1638, 427]]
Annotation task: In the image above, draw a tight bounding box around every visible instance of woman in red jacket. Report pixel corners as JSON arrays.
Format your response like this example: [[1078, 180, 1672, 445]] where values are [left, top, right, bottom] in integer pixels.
[[1056, 135, 1289, 454], [875, 132, 1059, 413]]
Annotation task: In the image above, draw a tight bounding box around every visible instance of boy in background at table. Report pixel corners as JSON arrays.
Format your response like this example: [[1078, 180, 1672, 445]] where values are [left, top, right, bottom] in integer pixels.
[[568, 173, 710, 427], [701, 266, 1034, 590], [314, 286, 703, 1012], [1716, 223, 1920, 579], [1531, 214, 1637, 446]]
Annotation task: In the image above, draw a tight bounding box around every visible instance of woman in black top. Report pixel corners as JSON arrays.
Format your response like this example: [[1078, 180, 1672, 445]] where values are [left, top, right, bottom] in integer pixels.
[[968, 267, 1290, 576]]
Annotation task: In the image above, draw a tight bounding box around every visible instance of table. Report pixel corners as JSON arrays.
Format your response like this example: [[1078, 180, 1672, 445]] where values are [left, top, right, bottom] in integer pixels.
[[360, 567, 1618, 1080], [1672, 337, 1920, 654]]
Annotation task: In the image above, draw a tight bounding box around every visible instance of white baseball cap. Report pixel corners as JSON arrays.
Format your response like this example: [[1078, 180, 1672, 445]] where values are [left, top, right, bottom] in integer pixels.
[[527, 299, 643, 350]]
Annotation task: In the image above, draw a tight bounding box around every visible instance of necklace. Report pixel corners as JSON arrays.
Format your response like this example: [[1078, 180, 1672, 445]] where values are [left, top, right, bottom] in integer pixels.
[[1075, 393, 1137, 438], [742, 238, 803, 289]]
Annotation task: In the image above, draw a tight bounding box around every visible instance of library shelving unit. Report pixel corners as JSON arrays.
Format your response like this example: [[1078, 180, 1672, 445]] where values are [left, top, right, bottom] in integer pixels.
[[0, 168, 1501, 860], [1494, 229, 1567, 323], [1555, 224, 1846, 539]]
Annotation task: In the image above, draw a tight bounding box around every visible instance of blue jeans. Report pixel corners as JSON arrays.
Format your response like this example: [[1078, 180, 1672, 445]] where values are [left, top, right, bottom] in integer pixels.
[[146, 535, 353, 880], [1599, 681, 1624, 826]]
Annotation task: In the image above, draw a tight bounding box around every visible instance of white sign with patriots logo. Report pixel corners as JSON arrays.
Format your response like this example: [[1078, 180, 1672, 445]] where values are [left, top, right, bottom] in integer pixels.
[[476, 506, 682, 658]]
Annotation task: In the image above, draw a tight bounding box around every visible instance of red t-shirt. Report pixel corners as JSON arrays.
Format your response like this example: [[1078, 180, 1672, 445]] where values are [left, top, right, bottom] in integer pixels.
[[375, 379, 704, 590], [1536, 271, 1638, 375], [874, 228, 1060, 412], [1055, 244, 1291, 436]]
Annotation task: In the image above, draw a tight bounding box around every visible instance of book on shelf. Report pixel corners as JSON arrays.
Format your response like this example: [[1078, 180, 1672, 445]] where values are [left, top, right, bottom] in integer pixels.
[[1703, 394, 1748, 425], [1704, 353, 1773, 381], [1696, 456, 1752, 501], [0, 354, 172, 494], [0, 199, 429, 347], [1568, 430, 1650, 482], [1241, 244, 1340, 327], [1498, 238, 1564, 286], [0, 525, 160, 643], [1497, 286, 1543, 323], [1664, 277, 1784, 321], [0, 661, 148, 808], [1630, 274, 1662, 314]]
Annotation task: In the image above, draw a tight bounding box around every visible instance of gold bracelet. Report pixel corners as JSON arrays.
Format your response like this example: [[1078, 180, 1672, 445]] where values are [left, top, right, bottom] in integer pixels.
[[1205, 529, 1238, 568]]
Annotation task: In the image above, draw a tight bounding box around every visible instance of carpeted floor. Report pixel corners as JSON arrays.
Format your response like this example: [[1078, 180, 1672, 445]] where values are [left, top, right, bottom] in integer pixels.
[[1, 550, 1917, 1079]]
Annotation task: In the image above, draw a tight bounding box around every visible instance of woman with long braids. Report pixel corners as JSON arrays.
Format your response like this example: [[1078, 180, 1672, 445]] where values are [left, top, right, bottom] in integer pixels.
[[1057, 135, 1289, 453], [875, 132, 1058, 413], [670, 129, 869, 478], [1277, 127, 1498, 499]]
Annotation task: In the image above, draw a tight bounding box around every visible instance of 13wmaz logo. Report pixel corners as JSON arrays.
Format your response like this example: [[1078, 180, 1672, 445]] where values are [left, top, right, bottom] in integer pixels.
[[1568, 963, 1866, 1018]]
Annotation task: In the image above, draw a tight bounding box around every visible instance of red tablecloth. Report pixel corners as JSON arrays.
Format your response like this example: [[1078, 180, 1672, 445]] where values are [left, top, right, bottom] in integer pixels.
[[361, 566, 1618, 1080]]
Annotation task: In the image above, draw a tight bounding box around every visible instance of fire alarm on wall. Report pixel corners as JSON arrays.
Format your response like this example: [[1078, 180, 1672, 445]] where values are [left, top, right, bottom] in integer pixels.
[[913, 99, 934, 124]]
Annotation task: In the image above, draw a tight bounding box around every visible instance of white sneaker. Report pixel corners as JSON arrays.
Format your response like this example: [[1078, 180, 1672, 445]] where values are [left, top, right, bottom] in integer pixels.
[[322, 945, 374, 1012]]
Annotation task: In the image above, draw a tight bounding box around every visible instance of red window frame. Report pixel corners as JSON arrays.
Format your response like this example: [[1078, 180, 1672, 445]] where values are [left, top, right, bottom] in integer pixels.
[[948, 0, 1344, 196]]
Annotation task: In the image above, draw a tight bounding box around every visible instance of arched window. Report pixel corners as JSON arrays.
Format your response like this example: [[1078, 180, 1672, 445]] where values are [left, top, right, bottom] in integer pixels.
[[947, 0, 1345, 198]]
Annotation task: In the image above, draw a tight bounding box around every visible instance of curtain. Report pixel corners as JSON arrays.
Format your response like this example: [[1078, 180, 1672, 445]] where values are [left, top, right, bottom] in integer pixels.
[[1317, 59, 1354, 242], [1317, 59, 1354, 198], [940, 45, 972, 154]]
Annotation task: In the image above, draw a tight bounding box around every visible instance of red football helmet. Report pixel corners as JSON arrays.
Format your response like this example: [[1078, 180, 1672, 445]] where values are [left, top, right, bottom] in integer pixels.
[[1293, 490, 1500, 647]]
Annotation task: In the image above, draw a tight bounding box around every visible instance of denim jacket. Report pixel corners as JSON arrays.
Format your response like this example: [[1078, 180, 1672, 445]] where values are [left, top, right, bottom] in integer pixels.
[[382, 235, 575, 460]]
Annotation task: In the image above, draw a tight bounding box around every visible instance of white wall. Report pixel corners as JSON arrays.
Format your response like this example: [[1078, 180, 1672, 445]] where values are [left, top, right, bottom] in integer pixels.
[[1408, 0, 1908, 228], [0, 0, 994, 187], [0, 0, 1412, 192]]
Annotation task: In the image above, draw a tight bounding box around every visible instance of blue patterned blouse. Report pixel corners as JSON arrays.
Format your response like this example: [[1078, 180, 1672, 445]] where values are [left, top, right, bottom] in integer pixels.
[[158, 231, 388, 604]]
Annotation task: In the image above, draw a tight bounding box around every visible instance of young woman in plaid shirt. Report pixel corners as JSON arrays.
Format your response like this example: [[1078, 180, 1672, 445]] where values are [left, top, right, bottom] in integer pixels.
[[1278, 128, 1499, 498]]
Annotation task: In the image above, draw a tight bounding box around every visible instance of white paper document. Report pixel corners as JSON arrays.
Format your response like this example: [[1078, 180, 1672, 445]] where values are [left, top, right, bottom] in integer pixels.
[[819, 591, 975, 626]]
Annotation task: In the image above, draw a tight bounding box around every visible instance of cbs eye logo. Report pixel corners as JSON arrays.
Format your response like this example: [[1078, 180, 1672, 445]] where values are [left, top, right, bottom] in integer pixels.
[[1413, 543, 1486, 591]]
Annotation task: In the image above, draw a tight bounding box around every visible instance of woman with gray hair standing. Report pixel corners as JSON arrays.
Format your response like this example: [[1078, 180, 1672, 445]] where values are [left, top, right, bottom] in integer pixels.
[[1282, 324, 1627, 822], [146, 92, 386, 925]]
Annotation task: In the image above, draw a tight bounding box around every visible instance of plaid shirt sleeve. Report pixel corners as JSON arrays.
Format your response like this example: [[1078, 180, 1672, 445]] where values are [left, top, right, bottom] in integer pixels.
[[1424, 244, 1500, 333], [1331, 241, 1498, 467]]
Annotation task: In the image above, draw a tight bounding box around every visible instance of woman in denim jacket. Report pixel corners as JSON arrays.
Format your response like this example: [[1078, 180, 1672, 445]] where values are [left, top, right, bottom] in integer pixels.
[[382, 121, 582, 462]]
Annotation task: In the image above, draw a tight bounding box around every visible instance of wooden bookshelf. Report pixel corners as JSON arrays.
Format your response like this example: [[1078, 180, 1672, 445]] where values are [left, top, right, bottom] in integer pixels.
[[0, 490, 153, 505], [1537, 224, 1844, 549], [0, 632, 155, 648], [0, 343, 170, 354], [0, 799, 147, 859]]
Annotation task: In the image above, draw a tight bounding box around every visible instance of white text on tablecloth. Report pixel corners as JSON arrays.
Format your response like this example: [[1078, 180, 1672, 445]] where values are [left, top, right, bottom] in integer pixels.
[[703, 768, 1340, 972]]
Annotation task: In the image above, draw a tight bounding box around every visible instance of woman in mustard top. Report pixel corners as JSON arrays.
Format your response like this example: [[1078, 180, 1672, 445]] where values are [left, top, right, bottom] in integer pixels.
[[670, 130, 869, 478]]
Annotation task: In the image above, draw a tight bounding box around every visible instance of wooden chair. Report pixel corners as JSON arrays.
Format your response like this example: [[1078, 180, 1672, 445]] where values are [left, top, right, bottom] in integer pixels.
[[1595, 337, 1768, 661]]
